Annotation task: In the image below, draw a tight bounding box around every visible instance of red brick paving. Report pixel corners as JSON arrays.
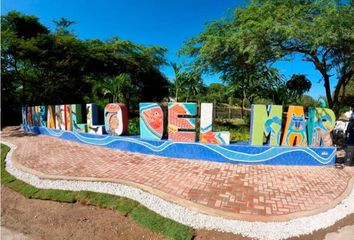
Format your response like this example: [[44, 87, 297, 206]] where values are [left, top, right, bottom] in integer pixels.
[[2, 127, 354, 218]]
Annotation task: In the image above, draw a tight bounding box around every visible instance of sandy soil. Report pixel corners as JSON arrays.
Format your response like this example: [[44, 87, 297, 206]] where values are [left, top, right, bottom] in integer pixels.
[[1, 185, 354, 240]]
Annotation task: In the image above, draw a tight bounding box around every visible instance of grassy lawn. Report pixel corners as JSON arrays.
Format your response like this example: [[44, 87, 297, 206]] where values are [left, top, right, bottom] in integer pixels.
[[1, 144, 193, 240]]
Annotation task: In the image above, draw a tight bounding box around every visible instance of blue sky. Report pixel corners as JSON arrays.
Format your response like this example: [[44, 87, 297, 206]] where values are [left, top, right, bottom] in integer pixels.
[[2, 0, 336, 99]]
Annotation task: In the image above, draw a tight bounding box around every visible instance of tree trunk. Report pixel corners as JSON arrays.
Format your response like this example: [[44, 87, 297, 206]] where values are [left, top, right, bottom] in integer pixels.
[[213, 99, 217, 119], [323, 74, 333, 109], [241, 89, 246, 119], [332, 70, 354, 116]]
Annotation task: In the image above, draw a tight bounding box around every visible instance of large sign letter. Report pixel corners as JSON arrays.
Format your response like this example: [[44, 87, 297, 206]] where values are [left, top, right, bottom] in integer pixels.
[[39, 106, 47, 127], [281, 106, 307, 147], [139, 103, 164, 140], [47, 105, 56, 128], [250, 105, 282, 146], [308, 107, 335, 147], [71, 104, 87, 132], [55, 105, 66, 130], [104, 103, 128, 136], [168, 102, 196, 142], [86, 103, 105, 135], [32, 106, 40, 126], [200, 103, 230, 144]]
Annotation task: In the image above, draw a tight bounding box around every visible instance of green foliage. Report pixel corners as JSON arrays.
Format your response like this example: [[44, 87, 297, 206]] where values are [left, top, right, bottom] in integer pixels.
[[181, 0, 354, 115], [1, 143, 193, 240], [1, 11, 170, 126], [201, 83, 228, 103], [214, 120, 250, 142], [299, 95, 322, 108], [169, 62, 205, 102], [128, 117, 140, 135]]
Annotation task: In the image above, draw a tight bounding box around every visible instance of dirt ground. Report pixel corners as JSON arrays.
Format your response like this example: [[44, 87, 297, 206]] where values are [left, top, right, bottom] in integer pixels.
[[1, 185, 354, 240], [0, 186, 167, 240]]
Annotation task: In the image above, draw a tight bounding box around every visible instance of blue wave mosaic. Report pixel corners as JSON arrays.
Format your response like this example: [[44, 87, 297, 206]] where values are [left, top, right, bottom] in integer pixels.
[[22, 125, 336, 166]]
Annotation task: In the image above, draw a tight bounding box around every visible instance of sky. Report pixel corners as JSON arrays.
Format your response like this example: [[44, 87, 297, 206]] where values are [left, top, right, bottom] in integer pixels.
[[2, 0, 337, 99]]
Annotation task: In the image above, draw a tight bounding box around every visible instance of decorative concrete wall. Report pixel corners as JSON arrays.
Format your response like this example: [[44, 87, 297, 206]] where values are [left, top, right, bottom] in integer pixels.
[[23, 126, 336, 166]]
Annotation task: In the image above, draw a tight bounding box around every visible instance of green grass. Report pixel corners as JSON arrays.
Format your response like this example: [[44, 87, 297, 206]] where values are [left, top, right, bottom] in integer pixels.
[[0, 143, 194, 240]]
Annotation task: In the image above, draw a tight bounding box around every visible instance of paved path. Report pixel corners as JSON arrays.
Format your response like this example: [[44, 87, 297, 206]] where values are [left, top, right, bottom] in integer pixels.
[[2, 127, 354, 221]]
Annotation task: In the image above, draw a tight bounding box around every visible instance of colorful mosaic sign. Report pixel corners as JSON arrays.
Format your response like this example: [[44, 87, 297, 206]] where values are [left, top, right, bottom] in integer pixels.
[[22, 103, 337, 147], [21, 102, 337, 166]]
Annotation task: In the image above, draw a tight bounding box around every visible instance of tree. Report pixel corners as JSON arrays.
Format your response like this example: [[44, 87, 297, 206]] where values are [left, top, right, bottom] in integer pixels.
[[170, 62, 186, 101], [1, 11, 170, 126], [205, 83, 227, 103], [53, 18, 75, 35], [286, 74, 312, 102], [94, 73, 135, 110], [180, 12, 281, 117], [181, 0, 353, 115], [183, 71, 204, 102]]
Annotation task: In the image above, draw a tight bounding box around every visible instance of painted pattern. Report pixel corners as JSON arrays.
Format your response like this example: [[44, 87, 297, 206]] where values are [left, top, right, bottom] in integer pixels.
[[32, 106, 40, 126], [282, 106, 307, 147], [139, 103, 164, 140], [26, 106, 33, 126], [39, 106, 47, 127], [21, 107, 27, 127], [55, 105, 66, 130], [65, 105, 72, 131], [47, 105, 56, 128], [168, 102, 196, 142], [200, 103, 230, 144], [104, 103, 128, 136], [71, 104, 87, 132], [86, 103, 105, 135], [250, 105, 283, 146], [308, 107, 335, 147]]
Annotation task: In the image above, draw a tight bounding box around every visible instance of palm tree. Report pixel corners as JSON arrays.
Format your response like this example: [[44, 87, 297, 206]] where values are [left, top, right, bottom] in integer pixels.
[[94, 73, 134, 110], [184, 72, 203, 102], [170, 62, 185, 102]]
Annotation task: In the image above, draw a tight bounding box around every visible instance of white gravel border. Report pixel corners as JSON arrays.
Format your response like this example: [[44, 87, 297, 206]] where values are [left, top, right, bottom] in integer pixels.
[[2, 141, 354, 240]]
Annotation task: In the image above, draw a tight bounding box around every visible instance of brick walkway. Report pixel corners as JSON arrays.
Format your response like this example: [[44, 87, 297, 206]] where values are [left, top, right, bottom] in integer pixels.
[[2, 127, 354, 220]]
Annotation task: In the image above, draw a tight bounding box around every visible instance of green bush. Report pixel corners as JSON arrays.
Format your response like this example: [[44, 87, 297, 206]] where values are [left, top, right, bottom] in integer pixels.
[[128, 117, 140, 135], [214, 120, 250, 142]]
